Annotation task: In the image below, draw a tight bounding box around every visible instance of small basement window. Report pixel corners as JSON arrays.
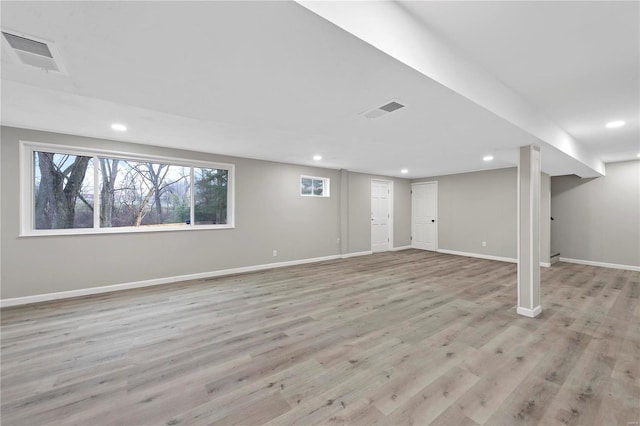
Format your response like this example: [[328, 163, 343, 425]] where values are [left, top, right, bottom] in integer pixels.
[[300, 175, 329, 197]]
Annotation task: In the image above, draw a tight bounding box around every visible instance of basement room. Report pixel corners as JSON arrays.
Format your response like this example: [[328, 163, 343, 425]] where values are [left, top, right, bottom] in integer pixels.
[[1, 1, 638, 425]]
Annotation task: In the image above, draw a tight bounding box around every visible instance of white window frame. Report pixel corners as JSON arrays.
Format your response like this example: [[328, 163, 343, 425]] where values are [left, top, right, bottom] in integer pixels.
[[300, 175, 330, 197], [19, 140, 235, 236]]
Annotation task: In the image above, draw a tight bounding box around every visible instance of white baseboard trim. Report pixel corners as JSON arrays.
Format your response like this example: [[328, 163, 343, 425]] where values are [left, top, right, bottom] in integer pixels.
[[390, 245, 412, 252], [559, 257, 640, 272], [436, 249, 551, 267], [436, 249, 517, 264], [517, 305, 542, 318], [341, 251, 372, 258], [0, 254, 342, 308]]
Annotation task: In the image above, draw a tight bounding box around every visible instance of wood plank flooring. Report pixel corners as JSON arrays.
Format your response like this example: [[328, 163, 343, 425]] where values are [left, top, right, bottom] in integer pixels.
[[1, 250, 638, 425]]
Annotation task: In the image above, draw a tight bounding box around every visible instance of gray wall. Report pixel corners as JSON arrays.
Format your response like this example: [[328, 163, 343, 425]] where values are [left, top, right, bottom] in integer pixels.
[[541, 173, 551, 264], [414, 168, 517, 259], [344, 171, 411, 253], [413, 167, 551, 263], [551, 160, 640, 267], [1, 126, 410, 299]]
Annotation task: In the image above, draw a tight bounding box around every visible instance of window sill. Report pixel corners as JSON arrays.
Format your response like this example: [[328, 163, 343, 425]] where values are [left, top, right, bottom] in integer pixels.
[[19, 224, 235, 238]]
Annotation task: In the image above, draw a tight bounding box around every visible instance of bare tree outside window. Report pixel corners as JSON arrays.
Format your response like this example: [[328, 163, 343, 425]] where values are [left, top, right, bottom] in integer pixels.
[[30, 146, 232, 233], [99, 158, 119, 227], [104, 160, 190, 227], [34, 152, 94, 229]]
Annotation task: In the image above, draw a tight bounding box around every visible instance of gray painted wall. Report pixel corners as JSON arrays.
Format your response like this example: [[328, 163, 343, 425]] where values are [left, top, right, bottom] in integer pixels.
[[541, 173, 551, 264], [413, 168, 518, 259], [1, 126, 410, 299], [345, 172, 411, 253], [413, 167, 551, 263], [551, 160, 640, 267], [7, 124, 603, 301]]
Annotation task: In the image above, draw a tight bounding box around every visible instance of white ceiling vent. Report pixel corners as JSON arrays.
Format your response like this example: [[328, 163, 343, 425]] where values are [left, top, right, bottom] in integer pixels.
[[2, 31, 65, 73], [361, 99, 405, 119]]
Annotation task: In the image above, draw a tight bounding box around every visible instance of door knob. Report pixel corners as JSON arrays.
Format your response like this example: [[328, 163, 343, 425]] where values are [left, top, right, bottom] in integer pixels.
[[431, 219, 435, 223]]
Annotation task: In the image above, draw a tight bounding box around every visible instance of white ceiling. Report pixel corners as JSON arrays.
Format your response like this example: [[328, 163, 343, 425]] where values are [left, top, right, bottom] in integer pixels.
[[399, 0, 640, 165], [1, 1, 638, 178]]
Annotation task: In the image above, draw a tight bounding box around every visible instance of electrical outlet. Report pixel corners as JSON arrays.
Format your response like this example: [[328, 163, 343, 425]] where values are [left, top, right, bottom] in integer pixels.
[[273, 250, 278, 257], [482, 241, 487, 247]]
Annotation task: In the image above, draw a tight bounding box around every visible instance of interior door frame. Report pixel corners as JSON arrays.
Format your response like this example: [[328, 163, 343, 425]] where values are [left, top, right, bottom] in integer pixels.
[[371, 179, 394, 252], [411, 181, 438, 251]]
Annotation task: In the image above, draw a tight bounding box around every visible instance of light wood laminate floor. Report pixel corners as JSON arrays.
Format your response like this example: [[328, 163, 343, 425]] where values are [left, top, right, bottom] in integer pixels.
[[1, 250, 639, 425]]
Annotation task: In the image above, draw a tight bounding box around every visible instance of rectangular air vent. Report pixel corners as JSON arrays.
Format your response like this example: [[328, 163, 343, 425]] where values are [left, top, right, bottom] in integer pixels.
[[379, 101, 404, 112], [361, 99, 405, 119], [2, 32, 52, 57], [2, 31, 63, 73]]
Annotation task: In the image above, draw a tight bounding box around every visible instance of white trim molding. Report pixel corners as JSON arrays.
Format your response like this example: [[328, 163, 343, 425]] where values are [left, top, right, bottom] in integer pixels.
[[390, 245, 412, 252], [341, 251, 373, 259], [516, 305, 542, 318], [437, 249, 516, 264], [1, 254, 341, 308], [437, 249, 550, 267], [559, 257, 640, 272]]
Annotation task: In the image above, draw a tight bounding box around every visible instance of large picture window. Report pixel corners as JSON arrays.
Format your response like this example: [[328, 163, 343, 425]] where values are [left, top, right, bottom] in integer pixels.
[[21, 141, 234, 235]]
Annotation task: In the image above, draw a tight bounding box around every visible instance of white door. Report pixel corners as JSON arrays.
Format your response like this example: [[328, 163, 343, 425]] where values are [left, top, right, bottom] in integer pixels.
[[371, 180, 391, 252], [412, 182, 437, 251]]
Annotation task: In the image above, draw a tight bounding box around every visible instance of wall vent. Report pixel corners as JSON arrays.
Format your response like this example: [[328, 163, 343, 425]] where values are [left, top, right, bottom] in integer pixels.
[[379, 101, 404, 112], [361, 99, 405, 119], [2, 31, 63, 73]]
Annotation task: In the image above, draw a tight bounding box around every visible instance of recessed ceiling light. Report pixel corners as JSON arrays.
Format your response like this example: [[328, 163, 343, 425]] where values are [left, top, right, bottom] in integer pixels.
[[400, 169, 408, 174], [605, 120, 625, 129], [313, 155, 322, 161], [111, 123, 127, 132], [483, 155, 494, 161]]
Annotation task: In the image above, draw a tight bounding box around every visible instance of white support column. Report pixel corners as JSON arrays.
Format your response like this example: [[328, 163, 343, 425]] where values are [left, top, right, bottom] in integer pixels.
[[517, 145, 542, 318]]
